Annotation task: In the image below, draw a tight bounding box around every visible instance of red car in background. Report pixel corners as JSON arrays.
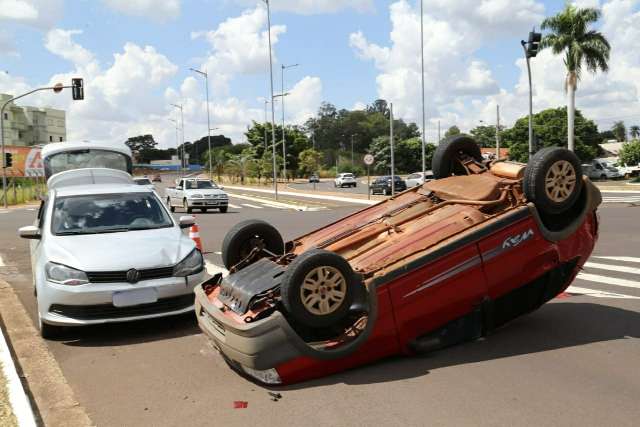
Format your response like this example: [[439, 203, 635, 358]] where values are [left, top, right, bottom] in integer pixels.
[[195, 135, 601, 385]]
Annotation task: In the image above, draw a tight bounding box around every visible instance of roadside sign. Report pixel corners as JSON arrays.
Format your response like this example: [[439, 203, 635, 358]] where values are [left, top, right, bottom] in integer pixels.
[[364, 154, 374, 165]]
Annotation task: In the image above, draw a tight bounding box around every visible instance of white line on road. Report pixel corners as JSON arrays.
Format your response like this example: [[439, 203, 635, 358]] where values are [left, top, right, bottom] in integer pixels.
[[241, 203, 263, 209], [0, 317, 37, 427], [577, 272, 640, 289], [0, 255, 5, 267], [584, 261, 640, 275], [566, 285, 640, 299], [230, 192, 325, 211], [224, 185, 377, 206], [227, 204, 242, 209], [593, 256, 640, 264]]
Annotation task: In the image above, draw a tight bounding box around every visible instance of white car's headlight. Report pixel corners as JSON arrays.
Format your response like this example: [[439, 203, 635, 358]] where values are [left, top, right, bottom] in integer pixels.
[[45, 262, 89, 286], [189, 193, 204, 199], [174, 249, 204, 277]]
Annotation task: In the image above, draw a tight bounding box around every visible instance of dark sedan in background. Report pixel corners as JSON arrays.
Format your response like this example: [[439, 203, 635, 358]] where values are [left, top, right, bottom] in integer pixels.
[[370, 175, 407, 195]]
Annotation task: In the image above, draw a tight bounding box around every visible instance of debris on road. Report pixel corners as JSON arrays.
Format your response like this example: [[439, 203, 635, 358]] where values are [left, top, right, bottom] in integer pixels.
[[233, 401, 248, 409]]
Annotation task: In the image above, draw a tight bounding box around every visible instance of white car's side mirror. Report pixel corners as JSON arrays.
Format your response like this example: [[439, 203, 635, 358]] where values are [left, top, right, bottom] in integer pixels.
[[178, 216, 196, 229], [19, 225, 41, 240]]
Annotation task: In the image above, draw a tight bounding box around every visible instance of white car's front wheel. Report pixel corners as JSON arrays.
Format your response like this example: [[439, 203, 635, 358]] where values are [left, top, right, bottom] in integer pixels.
[[38, 311, 62, 339]]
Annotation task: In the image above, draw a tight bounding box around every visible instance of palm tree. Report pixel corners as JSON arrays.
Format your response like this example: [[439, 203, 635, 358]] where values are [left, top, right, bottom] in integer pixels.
[[629, 125, 640, 140], [541, 5, 610, 152], [203, 149, 228, 182]]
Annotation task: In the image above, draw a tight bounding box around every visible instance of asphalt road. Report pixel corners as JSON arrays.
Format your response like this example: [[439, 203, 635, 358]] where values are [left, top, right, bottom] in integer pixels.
[[0, 189, 639, 426]]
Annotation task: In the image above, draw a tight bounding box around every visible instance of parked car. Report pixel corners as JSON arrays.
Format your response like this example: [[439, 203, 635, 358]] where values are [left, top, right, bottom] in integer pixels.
[[613, 162, 640, 179], [195, 136, 601, 385], [308, 174, 320, 183], [583, 159, 623, 180], [406, 171, 434, 188], [370, 175, 407, 195], [133, 176, 155, 191], [165, 177, 228, 213], [19, 168, 204, 339], [152, 174, 162, 183], [334, 173, 357, 188]]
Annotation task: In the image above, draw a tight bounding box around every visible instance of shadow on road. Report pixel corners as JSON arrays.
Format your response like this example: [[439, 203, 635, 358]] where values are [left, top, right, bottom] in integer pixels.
[[55, 312, 201, 347], [274, 301, 639, 390]]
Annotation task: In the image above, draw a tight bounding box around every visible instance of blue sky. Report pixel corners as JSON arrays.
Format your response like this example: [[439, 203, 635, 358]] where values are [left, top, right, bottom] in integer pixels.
[[1, 1, 638, 146]]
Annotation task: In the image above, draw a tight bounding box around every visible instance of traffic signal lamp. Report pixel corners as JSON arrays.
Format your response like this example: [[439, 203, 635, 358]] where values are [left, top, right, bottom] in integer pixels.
[[527, 31, 542, 58], [3, 152, 12, 168], [72, 78, 84, 100]]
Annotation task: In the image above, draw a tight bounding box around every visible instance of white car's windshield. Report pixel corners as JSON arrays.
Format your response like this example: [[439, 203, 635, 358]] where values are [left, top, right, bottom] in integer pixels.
[[185, 180, 217, 189], [134, 178, 152, 185], [52, 193, 173, 235]]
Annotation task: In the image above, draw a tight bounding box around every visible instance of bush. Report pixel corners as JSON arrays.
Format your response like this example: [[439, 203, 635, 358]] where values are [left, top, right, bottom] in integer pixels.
[[619, 140, 640, 166]]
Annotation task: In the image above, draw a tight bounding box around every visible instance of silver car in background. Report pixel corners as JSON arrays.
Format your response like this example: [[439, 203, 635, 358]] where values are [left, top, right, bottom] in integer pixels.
[[405, 171, 434, 188]]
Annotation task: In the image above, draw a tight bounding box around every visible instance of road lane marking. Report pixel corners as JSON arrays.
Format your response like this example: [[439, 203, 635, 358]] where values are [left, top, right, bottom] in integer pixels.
[[241, 203, 263, 209], [0, 255, 5, 267], [576, 272, 640, 289], [566, 285, 640, 299], [593, 256, 640, 264], [224, 185, 377, 206], [229, 192, 326, 211], [584, 261, 640, 275], [228, 204, 242, 209]]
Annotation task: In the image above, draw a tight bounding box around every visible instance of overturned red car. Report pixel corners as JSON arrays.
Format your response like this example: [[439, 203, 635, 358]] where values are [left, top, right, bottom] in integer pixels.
[[195, 135, 601, 385]]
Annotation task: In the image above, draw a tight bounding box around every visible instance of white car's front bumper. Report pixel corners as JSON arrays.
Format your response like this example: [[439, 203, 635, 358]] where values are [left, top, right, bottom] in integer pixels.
[[38, 273, 204, 326]]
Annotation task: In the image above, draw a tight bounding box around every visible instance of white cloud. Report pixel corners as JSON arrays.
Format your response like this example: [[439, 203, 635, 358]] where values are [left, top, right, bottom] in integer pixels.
[[235, 0, 374, 14], [0, 29, 18, 57], [285, 76, 323, 124], [0, 0, 62, 28], [102, 0, 180, 22], [0, 0, 38, 21], [45, 29, 95, 66]]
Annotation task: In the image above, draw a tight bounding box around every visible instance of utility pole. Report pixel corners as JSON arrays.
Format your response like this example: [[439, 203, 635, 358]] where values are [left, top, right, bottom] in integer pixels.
[[419, 0, 427, 181], [263, 0, 278, 199], [263, 99, 269, 152], [169, 118, 179, 173], [189, 68, 213, 177], [496, 105, 501, 158], [437, 120, 441, 144], [390, 102, 395, 196], [280, 63, 298, 182]]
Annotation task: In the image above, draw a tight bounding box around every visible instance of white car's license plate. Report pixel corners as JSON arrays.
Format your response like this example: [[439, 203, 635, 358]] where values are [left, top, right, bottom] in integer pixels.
[[113, 288, 158, 307]]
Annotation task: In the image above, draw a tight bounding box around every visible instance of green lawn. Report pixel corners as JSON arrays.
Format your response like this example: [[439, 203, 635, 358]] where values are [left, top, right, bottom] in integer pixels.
[[0, 362, 18, 427]]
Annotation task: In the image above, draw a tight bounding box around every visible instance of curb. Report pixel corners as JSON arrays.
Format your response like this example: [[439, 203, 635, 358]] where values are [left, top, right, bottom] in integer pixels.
[[0, 279, 93, 426], [0, 318, 37, 426]]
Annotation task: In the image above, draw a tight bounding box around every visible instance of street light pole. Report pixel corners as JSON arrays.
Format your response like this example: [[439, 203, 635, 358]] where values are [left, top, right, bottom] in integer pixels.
[[170, 103, 185, 174], [169, 118, 179, 174], [281, 63, 299, 182], [263, 99, 269, 152], [419, 0, 427, 182], [189, 68, 213, 178], [390, 102, 395, 196], [521, 30, 541, 158], [263, 0, 278, 200]]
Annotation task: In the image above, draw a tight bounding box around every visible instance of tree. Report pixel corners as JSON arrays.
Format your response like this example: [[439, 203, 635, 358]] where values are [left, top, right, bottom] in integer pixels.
[[298, 149, 322, 176], [444, 126, 461, 139], [598, 130, 616, 142], [630, 125, 640, 140], [470, 125, 504, 148], [125, 134, 157, 163], [541, 4, 610, 152], [202, 148, 229, 181], [225, 149, 256, 185], [501, 107, 600, 162], [619, 140, 640, 166], [612, 121, 627, 142], [369, 136, 436, 174]]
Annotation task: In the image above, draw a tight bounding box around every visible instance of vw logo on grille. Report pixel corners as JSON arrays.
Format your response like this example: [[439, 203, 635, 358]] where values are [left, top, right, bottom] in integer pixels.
[[126, 269, 141, 284]]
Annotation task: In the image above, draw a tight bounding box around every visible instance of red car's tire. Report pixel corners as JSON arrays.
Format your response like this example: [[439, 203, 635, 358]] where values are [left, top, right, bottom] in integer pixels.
[[221, 220, 284, 270], [524, 147, 583, 215], [432, 135, 483, 179], [280, 249, 356, 329]]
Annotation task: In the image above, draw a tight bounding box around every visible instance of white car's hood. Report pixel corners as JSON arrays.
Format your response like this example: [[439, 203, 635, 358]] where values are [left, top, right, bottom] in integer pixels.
[[45, 226, 195, 271], [183, 188, 226, 196]]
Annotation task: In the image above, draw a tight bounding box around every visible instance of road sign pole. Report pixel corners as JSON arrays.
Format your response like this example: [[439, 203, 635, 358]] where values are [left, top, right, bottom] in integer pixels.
[[367, 165, 370, 200]]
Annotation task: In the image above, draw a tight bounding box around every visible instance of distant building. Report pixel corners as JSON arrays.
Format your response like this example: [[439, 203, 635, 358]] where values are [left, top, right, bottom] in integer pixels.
[[0, 93, 66, 146], [599, 142, 624, 158]]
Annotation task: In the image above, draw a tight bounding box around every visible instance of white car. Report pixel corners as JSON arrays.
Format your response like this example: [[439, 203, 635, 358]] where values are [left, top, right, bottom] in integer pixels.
[[133, 176, 155, 191], [334, 173, 357, 188], [165, 177, 229, 213], [406, 171, 434, 188], [19, 168, 204, 338]]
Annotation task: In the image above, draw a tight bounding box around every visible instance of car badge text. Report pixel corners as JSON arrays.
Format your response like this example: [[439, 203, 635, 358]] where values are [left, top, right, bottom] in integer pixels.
[[502, 229, 534, 249]]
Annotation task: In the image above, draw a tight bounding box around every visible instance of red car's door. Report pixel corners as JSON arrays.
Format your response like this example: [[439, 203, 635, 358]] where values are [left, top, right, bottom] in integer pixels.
[[477, 211, 560, 301], [386, 243, 488, 350]]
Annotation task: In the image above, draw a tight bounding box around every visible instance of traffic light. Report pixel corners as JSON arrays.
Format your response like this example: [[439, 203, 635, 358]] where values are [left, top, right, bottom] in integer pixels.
[[4, 152, 12, 168], [527, 31, 542, 58], [71, 78, 84, 100]]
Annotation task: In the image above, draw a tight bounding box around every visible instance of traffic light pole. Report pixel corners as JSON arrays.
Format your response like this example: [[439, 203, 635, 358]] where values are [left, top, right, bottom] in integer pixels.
[[1, 85, 74, 208]]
